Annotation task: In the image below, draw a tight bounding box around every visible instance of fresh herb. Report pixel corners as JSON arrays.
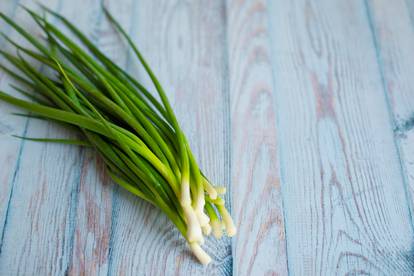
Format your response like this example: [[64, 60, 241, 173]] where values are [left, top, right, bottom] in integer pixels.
[[0, 6, 236, 264]]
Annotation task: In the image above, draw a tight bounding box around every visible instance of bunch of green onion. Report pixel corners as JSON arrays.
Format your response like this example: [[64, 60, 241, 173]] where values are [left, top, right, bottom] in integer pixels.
[[0, 6, 236, 264]]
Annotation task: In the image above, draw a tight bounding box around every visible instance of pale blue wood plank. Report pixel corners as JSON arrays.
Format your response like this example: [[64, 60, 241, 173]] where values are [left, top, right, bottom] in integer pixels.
[[65, 2, 117, 274], [0, 0, 68, 265], [0, 0, 29, 251], [105, 0, 232, 275], [365, 0, 414, 226], [267, 0, 414, 274], [0, 0, 75, 273], [225, 0, 289, 275], [0, 1, 113, 274]]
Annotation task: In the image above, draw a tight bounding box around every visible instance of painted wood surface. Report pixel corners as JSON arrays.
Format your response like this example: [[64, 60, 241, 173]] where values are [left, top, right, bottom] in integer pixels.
[[226, 0, 288, 275], [267, 0, 414, 274], [105, 0, 232, 275], [365, 0, 414, 222], [0, 0, 414, 275]]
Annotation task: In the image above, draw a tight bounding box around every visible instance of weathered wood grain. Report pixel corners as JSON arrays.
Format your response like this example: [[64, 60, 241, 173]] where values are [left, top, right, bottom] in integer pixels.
[[105, 0, 232, 275], [0, 1, 80, 275], [0, 1, 112, 275], [67, 152, 113, 276], [267, 0, 414, 274], [65, 1, 121, 274], [2, 0, 414, 274], [226, 0, 288, 275], [365, 0, 414, 223], [0, 0, 26, 251]]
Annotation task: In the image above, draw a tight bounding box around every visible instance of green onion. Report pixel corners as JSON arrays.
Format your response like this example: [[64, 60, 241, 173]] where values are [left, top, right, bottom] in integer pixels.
[[0, 5, 236, 265]]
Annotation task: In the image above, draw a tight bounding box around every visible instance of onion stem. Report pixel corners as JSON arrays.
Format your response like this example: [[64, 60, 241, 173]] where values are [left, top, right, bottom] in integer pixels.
[[0, 5, 236, 264]]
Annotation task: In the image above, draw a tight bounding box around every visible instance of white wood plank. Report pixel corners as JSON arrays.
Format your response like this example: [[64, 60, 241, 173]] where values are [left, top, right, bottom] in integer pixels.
[[267, 0, 414, 274], [105, 0, 232, 275], [225, 0, 288, 275], [365, 0, 414, 223], [0, 1, 110, 274]]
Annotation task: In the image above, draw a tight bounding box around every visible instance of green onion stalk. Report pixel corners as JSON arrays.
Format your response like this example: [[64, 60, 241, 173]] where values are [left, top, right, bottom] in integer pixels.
[[0, 6, 236, 265]]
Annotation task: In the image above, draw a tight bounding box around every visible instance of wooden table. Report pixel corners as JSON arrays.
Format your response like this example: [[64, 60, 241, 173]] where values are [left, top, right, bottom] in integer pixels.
[[1, 0, 413, 275]]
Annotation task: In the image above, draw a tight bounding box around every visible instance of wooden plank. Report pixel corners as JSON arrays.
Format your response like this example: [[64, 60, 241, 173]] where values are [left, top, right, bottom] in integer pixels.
[[225, 0, 288, 275], [0, 1, 110, 274], [66, 152, 113, 276], [0, 1, 73, 274], [0, 0, 26, 250], [365, 0, 414, 220], [267, 0, 414, 274], [65, 1, 124, 274], [106, 0, 232, 275]]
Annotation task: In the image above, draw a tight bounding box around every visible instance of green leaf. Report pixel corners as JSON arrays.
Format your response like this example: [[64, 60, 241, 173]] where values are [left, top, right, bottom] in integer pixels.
[[12, 135, 91, 146]]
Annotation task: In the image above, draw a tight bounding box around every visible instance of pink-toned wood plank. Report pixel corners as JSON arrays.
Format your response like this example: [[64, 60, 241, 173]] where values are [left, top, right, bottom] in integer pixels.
[[67, 152, 113, 276], [105, 0, 232, 274], [226, 0, 288, 275]]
